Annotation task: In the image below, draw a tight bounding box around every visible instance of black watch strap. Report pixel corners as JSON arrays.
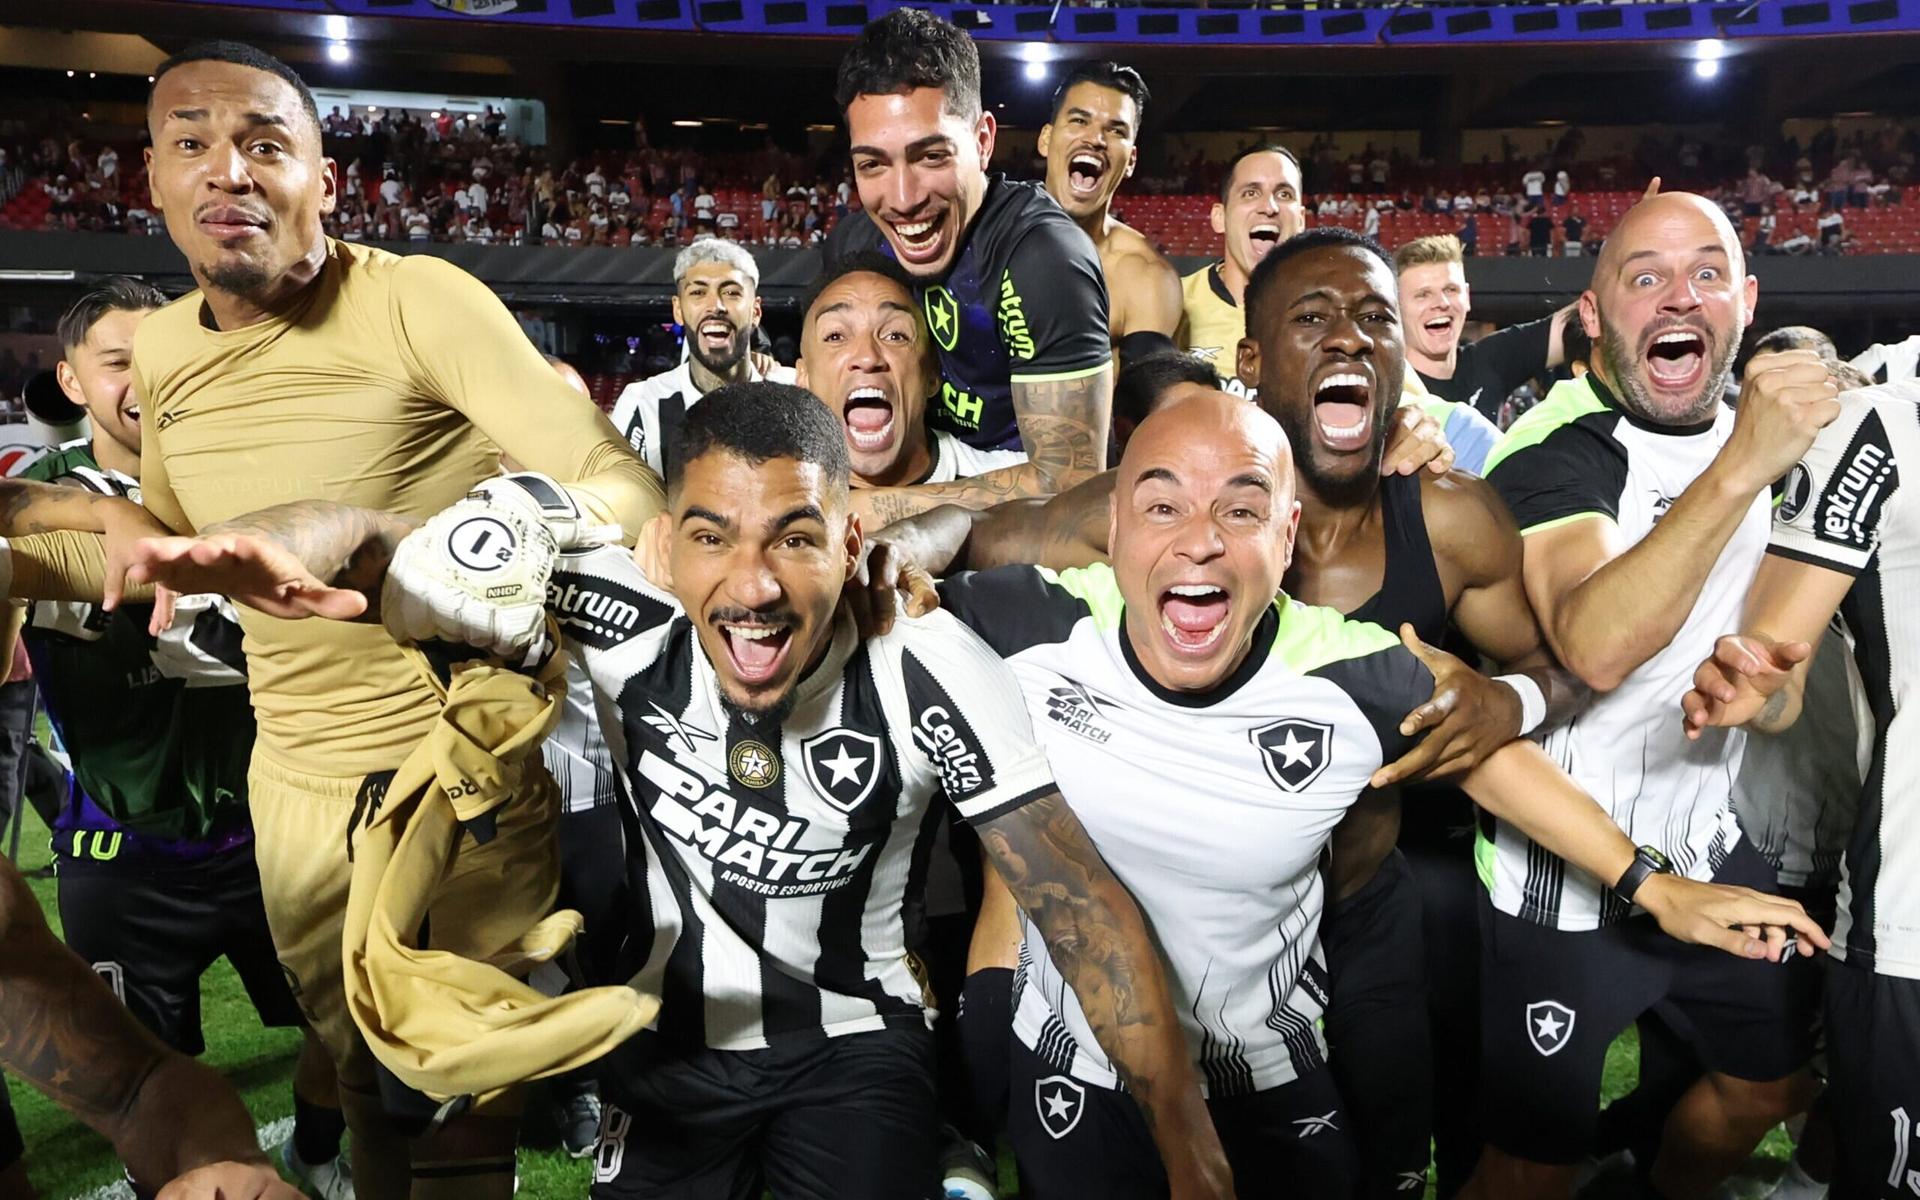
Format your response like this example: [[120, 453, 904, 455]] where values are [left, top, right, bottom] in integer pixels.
[[1613, 845, 1671, 905]]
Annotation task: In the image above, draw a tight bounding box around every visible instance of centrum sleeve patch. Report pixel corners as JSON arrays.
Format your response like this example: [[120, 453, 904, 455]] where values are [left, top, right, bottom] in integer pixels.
[[1768, 395, 1900, 575]]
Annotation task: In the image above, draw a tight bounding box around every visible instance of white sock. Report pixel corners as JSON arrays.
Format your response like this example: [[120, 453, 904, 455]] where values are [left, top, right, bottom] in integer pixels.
[[1765, 1158, 1828, 1200]]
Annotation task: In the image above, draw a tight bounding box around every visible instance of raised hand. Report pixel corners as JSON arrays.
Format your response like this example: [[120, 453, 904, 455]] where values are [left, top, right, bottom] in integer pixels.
[[1372, 623, 1523, 787], [1719, 349, 1842, 495], [1681, 633, 1812, 739]]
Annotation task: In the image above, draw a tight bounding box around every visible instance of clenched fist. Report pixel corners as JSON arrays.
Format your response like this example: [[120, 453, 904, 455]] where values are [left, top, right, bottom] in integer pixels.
[[1719, 349, 1842, 494]]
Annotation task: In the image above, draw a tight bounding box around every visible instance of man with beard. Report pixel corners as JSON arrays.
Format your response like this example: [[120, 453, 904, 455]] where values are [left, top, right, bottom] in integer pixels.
[[1177, 146, 1304, 391], [1466, 192, 1839, 1200], [826, 9, 1113, 497], [1036, 62, 1182, 352], [1396, 234, 1576, 424], [0, 41, 661, 1200], [878, 229, 1580, 1198], [613, 237, 795, 478], [124, 381, 1246, 1200], [924, 384, 1821, 1200]]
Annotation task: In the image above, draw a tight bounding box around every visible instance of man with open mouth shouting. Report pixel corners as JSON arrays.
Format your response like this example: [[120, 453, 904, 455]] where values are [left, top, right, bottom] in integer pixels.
[[827, 9, 1114, 499], [794, 252, 1027, 518], [930, 386, 1824, 1200], [612, 237, 795, 480], [1036, 62, 1183, 355], [1468, 190, 1841, 1200], [1177, 145, 1307, 393]]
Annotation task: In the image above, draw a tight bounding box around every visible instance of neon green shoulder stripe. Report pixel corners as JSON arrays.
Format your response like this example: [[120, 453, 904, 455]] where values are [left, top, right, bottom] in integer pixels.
[[1044, 562, 1126, 632], [1269, 596, 1401, 675], [1482, 375, 1609, 476]]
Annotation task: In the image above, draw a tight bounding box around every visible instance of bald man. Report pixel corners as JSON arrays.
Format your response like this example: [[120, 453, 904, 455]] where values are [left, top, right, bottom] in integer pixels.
[[1470, 192, 1842, 1200], [933, 389, 1824, 1199]]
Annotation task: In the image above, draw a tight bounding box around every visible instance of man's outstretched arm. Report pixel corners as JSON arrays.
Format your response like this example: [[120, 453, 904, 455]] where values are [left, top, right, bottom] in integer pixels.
[[978, 792, 1233, 1200], [125, 500, 420, 624], [0, 859, 298, 1198], [1461, 740, 1830, 960]]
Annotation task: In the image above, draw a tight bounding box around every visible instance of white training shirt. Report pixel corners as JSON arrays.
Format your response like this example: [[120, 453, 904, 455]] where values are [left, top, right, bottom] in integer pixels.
[[1484, 375, 1764, 930], [940, 563, 1432, 1097]]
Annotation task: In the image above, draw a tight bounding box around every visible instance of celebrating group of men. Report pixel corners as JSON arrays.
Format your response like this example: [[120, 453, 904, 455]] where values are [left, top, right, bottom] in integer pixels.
[[0, 10, 1910, 1200]]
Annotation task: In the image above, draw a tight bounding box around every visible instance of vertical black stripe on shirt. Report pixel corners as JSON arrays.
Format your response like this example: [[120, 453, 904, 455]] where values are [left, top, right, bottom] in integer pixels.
[[711, 706, 824, 1043], [810, 646, 917, 1024], [1840, 560, 1894, 965], [656, 391, 688, 483], [616, 620, 707, 1045]]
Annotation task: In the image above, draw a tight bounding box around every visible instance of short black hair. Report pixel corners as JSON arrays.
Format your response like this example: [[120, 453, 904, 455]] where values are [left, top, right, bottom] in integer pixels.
[[667, 381, 851, 497], [800, 251, 918, 332], [57, 276, 168, 352], [1243, 226, 1395, 335], [148, 41, 322, 143], [1751, 325, 1838, 360], [835, 8, 981, 122], [1050, 62, 1150, 130], [1221, 144, 1303, 203], [1115, 352, 1222, 428]]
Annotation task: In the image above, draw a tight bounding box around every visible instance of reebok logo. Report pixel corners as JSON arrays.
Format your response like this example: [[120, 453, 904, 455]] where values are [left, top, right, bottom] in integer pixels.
[[1293, 1111, 1339, 1138], [547, 570, 669, 650], [154, 408, 192, 430]]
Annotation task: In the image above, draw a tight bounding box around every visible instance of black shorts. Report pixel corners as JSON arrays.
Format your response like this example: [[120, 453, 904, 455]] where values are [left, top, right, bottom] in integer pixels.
[[1477, 837, 1818, 1164], [1321, 848, 1434, 1198], [1825, 961, 1920, 1200], [591, 1026, 939, 1200], [56, 839, 301, 1056], [1006, 1037, 1357, 1199]]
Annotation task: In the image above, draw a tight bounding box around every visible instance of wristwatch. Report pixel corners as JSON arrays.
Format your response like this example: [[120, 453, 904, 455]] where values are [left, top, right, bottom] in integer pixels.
[[1613, 844, 1674, 905]]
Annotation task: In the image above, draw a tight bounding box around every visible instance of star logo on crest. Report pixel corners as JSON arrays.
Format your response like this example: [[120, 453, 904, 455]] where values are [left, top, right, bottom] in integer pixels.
[[924, 286, 960, 353], [1525, 999, 1577, 1057], [728, 739, 779, 789], [1251, 718, 1333, 793], [802, 728, 885, 813]]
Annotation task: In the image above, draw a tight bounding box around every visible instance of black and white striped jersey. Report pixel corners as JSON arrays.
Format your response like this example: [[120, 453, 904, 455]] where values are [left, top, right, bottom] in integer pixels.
[[548, 546, 1056, 1050], [1767, 382, 1918, 979], [1484, 375, 1762, 930], [939, 563, 1431, 1097]]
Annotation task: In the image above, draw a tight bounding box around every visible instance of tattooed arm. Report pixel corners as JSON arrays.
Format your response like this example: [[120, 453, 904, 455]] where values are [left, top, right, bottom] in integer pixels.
[[125, 500, 420, 623], [872, 470, 1116, 578], [849, 367, 1116, 527], [977, 792, 1233, 1200], [0, 478, 164, 539], [0, 858, 296, 1196]]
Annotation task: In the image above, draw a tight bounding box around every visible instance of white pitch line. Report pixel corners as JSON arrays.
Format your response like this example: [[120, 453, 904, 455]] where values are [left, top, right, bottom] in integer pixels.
[[68, 1115, 295, 1200]]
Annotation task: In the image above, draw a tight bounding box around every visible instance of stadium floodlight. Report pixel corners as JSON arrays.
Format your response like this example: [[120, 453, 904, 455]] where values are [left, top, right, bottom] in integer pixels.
[[1018, 42, 1051, 63], [325, 14, 349, 39], [1694, 58, 1721, 79], [1024, 60, 1049, 82], [327, 41, 351, 64], [1696, 36, 1726, 60]]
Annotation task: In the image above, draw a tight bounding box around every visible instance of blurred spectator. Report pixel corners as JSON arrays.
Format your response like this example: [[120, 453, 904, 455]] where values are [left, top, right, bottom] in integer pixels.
[[1522, 163, 1546, 207], [1562, 209, 1586, 257]]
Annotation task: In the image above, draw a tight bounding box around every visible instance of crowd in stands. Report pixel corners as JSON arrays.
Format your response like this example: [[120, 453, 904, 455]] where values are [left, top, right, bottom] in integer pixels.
[[4, 105, 1919, 255]]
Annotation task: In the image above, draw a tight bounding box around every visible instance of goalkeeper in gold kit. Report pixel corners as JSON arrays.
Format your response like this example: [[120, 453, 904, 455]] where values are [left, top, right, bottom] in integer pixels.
[[0, 41, 660, 1200]]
